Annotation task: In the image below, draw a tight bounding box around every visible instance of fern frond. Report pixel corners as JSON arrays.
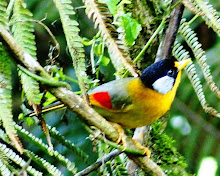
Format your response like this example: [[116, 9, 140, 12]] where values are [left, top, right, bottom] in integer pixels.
[[0, 44, 23, 153], [182, 0, 204, 16], [25, 150, 64, 176], [0, 142, 43, 175], [195, 0, 220, 36], [83, 0, 138, 77], [0, 129, 9, 143], [0, 127, 61, 175], [111, 156, 128, 176], [0, 158, 12, 176], [53, 0, 89, 100], [179, 19, 220, 99], [11, 0, 41, 105], [0, 129, 11, 165], [11, 0, 37, 59], [183, 0, 220, 36], [48, 125, 89, 164], [96, 141, 111, 175], [0, 0, 9, 29], [19, 72, 41, 105], [15, 125, 78, 174], [172, 42, 220, 118]]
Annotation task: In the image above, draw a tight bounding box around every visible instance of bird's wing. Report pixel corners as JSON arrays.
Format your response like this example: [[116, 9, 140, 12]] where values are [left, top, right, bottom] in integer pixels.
[[88, 78, 134, 111]]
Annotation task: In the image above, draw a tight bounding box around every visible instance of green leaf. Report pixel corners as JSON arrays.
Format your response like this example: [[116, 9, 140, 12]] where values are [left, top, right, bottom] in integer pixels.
[[54, 0, 89, 96], [100, 0, 121, 15], [121, 13, 142, 46], [98, 55, 110, 66], [18, 113, 35, 126], [94, 42, 104, 56], [19, 72, 41, 105], [43, 92, 58, 106]]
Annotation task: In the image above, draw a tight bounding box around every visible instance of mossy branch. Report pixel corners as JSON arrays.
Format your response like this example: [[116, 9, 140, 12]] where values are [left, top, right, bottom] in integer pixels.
[[0, 142, 42, 175], [0, 25, 166, 176]]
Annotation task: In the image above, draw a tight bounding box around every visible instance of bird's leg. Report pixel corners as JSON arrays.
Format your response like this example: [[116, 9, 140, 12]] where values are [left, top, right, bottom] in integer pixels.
[[110, 123, 151, 157], [131, 126, 151, 157], [131, 139, 151, 157], [110, 122, 127, 151]]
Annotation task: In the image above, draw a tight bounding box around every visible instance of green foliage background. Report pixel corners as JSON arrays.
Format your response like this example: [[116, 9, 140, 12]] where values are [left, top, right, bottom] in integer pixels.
[[0, 0, 219, 175]]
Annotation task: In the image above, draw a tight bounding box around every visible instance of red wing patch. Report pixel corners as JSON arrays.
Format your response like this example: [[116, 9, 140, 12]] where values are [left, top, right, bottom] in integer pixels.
[[89, 92, 113, 110]]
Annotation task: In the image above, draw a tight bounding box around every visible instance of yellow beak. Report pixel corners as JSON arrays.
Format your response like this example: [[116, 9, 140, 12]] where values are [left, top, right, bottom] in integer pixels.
[[174, 59, 191, 71]]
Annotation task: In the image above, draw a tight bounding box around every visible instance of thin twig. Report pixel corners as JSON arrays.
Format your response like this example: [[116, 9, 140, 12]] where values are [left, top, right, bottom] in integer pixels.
[[10, 18, 60, 60], [76, 149, 122, 176], [32, 19, 60, 60], [133, 18, 167, 64], [123, 18, 167, 78]]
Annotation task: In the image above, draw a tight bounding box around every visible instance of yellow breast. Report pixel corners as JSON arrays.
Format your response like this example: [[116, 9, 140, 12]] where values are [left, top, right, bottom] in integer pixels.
[[92, 72, 181, 128], [122, 71, 181, 128]]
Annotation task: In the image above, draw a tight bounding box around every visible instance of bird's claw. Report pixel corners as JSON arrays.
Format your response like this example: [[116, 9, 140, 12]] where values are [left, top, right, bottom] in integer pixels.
[[142, 146, 151, 157], [111, 123, 151, 157], [132, 139, 151, 157]]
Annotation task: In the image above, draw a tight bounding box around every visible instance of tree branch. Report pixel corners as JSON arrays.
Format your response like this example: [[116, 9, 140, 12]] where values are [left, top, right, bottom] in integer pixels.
[[155, 1, 184, 62], [0, 26, 166, 176]]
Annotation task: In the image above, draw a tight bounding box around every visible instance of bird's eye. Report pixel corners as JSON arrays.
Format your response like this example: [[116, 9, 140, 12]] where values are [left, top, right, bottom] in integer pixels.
[[167, 69, 175, 76]]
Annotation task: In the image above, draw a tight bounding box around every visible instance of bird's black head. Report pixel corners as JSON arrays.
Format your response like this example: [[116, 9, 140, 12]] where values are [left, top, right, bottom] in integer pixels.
[[140, 59, 179, 94]]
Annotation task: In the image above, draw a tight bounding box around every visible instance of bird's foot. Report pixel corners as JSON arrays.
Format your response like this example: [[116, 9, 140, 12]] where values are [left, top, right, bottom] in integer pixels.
[[110, 122, 127, 151], [132, 139, 151, 157], [110, 123, 151, 157]]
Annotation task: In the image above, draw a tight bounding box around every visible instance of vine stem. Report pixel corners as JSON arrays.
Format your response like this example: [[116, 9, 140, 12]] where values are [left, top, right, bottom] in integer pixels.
[[123, 18, 167, 77], [133, 18, 167, 64], [18, 65, 71, 89]]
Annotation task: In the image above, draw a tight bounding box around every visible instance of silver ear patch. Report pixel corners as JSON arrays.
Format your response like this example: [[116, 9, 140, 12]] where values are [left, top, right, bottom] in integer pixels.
[[152, 76, 174, 94]]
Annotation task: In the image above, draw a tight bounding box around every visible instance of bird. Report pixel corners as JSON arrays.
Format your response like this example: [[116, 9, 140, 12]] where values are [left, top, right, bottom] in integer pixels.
[[27, 59, 190, 156], [88, 59, 191, 128], [28, 58, 190, 129]]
